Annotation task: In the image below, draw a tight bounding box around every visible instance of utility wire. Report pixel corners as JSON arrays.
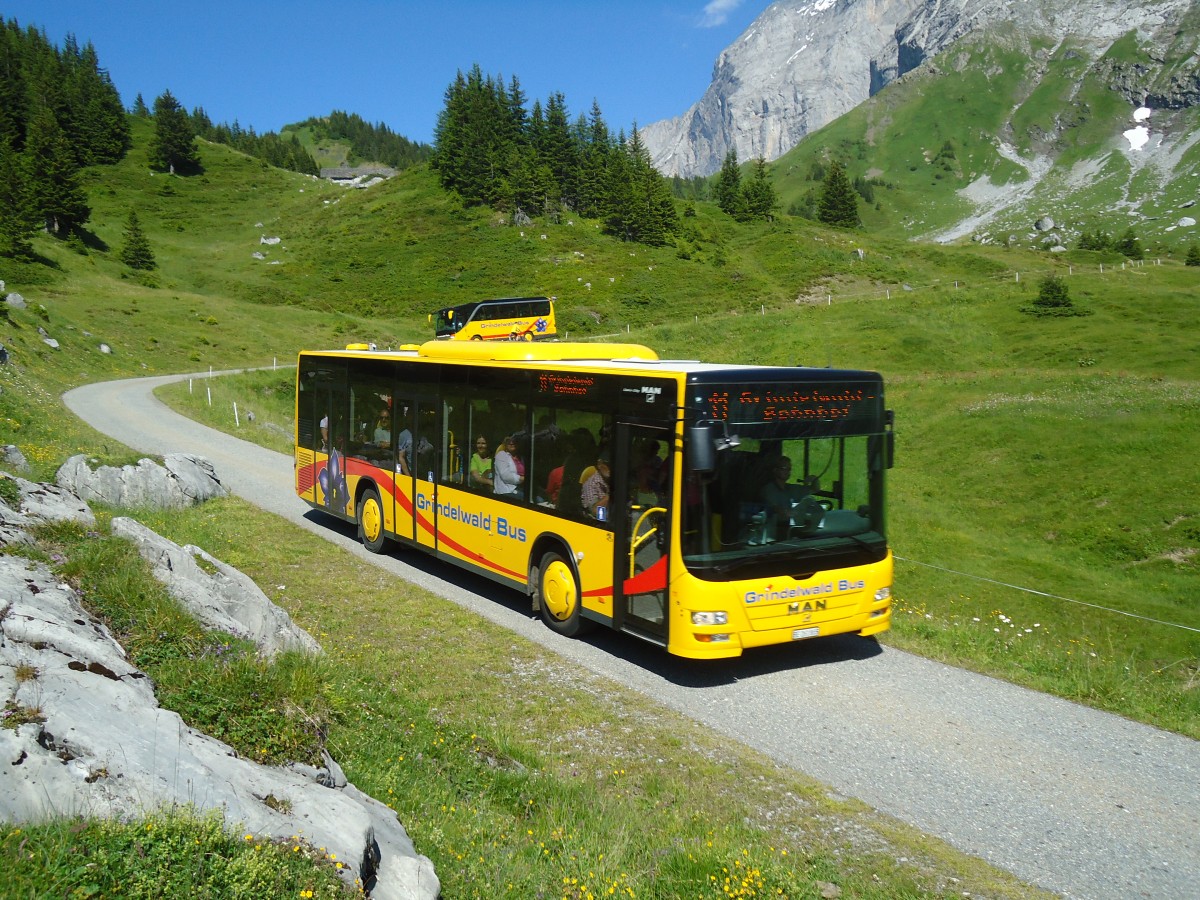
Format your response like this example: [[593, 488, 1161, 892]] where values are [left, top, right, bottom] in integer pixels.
[[894, 556, 1200, 635]]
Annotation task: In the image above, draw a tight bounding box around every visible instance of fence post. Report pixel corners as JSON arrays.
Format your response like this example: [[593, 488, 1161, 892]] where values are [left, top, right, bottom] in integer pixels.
[[206, 384, 212, 406], [234, 402, 240, 427]]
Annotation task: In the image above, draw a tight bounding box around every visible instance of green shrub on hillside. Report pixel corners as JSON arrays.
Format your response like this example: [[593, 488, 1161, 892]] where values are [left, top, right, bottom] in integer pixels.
[[1022, 273, 1091, 317]]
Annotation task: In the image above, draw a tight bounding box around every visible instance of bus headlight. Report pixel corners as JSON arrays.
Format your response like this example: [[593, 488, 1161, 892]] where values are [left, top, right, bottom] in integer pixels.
[[691, 611, 728, 626], [874, 587, 891, 602]]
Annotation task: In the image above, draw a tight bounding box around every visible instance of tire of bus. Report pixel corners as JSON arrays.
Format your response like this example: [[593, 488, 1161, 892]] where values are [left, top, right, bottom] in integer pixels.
[[470, 335, 482, 341], [357, 485, 388, 553], [535, 550, 592, 637]]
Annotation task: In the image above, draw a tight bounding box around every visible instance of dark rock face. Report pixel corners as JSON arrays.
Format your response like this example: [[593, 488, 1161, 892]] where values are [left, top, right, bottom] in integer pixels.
[[643, 0, 1196, 177]]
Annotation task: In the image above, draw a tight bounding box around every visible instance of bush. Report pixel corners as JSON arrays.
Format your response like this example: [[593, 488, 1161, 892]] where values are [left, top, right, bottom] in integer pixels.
[[1022, 273, 1091, 318]]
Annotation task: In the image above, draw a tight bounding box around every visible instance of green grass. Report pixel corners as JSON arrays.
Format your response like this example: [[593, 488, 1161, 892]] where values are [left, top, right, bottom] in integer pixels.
[[3, 505, 1046, 899], [1, 808, 354, 898]]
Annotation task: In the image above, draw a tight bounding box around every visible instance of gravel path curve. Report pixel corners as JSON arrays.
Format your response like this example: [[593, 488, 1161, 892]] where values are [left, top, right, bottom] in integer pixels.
[[64, 372, 1200, 900]]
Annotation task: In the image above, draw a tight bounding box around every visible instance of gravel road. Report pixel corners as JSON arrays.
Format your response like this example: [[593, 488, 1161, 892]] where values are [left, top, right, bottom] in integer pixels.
[[64, 372, 1200, 900]]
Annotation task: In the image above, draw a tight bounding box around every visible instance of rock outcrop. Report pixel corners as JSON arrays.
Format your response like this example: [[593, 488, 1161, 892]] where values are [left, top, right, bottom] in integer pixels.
[[0, 472, 440, 899], [0, 557, 438, 900], [56, 453, 228, 509], [643, 0, 1197, 177], [112, 516, 323, 657]]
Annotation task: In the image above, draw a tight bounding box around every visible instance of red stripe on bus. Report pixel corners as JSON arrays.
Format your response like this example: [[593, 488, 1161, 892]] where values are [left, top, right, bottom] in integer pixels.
[[622, 556, 668, 596]]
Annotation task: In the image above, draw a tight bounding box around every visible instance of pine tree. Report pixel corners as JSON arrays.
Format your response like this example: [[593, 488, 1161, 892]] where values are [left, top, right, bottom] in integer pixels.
[[1186, 243, 1200, 267], [132, 93, 150, 117], [1115, 228, 1143, 260], [714, 149, 742, 218], [0, 135, 38, 257], [149, 90, 200, 174], [119, 210, 156, 270], [818, 160, 859, 228], [741, 157, 778, 221], [576, 100, 611, 219], [23, 106, 90, 236]]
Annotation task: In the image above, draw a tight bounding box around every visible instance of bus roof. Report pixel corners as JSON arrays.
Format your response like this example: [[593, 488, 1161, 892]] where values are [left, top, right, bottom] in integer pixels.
[[306, 341, 881, 381], [417, 340, 657, 363]]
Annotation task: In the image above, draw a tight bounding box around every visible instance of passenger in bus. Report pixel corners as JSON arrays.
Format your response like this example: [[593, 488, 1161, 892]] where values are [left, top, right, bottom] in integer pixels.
[[395, 413, 413, 475], [554, 428, 595, 514], [581, 446, 612, 519], [373, 408, 392, 446], [760, 456, 819, 539], [493, 435, 524, 495], [544, 463, 563, 505], [469, 434, 494, 490]]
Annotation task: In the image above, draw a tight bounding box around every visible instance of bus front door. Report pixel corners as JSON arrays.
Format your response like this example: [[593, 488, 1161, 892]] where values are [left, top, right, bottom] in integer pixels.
[[413, 399, 440, 551], [613, 423, 672, 644]]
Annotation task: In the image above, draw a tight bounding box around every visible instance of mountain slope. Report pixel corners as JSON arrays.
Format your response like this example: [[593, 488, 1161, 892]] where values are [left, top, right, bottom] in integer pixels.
[[767, 22, 1200, 248], [643, 0, 1198, 181]]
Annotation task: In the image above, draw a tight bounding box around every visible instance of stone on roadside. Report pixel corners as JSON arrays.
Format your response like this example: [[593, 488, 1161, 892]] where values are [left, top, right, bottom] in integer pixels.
[[56, 453, 228, 509], [111, 516, 321, 658]]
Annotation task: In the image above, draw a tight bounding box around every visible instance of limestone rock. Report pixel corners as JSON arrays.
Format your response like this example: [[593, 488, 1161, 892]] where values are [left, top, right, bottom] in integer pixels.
[[111, 517, 321, 658], [2, 445, 28, 473], [643, 0, 1196, 177], [56, 453, 228, 509], [14, 476, 95, 527], [0, 556, 438, 899]]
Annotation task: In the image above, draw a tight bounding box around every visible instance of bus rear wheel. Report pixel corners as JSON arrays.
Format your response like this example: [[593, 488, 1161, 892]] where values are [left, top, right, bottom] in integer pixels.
[[357, 486, 387, 553], [536, 551, 591, 637]]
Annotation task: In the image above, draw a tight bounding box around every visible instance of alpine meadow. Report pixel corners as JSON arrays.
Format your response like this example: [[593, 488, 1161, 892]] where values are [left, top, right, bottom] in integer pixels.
[[0, 13, 1198, 900]]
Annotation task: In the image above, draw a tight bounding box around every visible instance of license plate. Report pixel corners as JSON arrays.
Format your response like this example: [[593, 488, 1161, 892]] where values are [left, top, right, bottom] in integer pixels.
[[791, 627, 819, 641]]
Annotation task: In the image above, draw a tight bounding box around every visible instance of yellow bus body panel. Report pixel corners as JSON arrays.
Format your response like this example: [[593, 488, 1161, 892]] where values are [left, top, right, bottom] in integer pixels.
[[664, 553, 893, 660]]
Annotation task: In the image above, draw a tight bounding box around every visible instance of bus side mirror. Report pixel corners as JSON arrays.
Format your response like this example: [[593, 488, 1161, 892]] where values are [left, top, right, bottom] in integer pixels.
[[687, 424, 717, 474]]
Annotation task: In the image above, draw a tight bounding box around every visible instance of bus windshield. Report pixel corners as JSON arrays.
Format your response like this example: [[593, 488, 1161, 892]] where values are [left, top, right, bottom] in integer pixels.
[[682, 380, 888, 579]]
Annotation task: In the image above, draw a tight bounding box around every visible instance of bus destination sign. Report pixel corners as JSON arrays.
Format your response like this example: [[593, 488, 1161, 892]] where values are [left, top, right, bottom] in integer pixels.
[[704, 383, 878, 423], [537, 372, 598, 398]]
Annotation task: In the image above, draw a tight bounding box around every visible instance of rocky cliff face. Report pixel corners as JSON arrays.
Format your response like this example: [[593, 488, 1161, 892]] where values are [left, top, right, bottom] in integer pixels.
[[643, 0, 1197, 177]]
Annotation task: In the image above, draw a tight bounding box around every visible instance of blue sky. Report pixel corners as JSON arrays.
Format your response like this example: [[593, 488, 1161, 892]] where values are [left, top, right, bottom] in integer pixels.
[[6, 1, 762, 144]]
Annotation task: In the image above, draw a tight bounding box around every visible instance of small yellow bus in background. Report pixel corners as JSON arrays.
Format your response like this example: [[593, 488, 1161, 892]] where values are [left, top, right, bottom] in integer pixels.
[[432, 296, 556, 341], [295, 338, 894, 659]]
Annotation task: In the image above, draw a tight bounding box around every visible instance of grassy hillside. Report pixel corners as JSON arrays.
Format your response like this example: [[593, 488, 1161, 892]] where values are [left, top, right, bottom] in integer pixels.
[[4, 122, 1197, 736], [0, 125, 1076, 899]]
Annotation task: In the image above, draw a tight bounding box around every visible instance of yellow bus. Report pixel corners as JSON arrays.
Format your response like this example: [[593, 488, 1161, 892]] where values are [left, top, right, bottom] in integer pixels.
[[295, 340, 894, 659], [432, 296, 556, 341]]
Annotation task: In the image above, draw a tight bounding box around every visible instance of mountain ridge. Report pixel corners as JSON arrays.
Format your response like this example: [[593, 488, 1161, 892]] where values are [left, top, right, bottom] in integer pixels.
[[643, 0, 1198, 179]]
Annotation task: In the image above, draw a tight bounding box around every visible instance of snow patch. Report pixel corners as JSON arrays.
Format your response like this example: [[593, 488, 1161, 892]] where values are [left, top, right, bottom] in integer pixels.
[[1125, 125, 1150, 151]]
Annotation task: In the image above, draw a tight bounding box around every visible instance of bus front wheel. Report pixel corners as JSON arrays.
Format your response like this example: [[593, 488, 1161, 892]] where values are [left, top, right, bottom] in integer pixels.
[[537, 551, 590, 637], [357, 486, 387, 553]]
